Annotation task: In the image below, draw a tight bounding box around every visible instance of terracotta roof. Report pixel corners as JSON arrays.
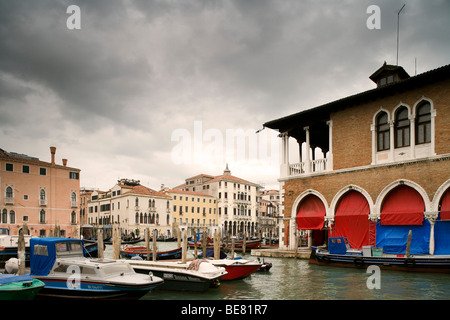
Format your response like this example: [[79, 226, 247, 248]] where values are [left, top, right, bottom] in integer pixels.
[[125, 184, 171, 199], [202, 173, 258, 186], [185, 174, 215, 180], [0, 147, 80, 171], [166, 189, 215, 198]]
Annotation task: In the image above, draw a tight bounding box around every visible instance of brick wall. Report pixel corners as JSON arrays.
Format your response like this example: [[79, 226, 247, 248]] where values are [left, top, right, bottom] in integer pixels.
[[283, 157, 450, 219], [332, 78, 450, 170]]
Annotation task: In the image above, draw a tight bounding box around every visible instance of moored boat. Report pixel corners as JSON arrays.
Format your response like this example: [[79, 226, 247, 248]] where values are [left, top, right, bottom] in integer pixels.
[[0, 274, 45, 300], [30, 237, 164, 300], [206, 259, 262, 280], [0, 228, 35, 268], [120, 246, 182, 260], [188, 238, 262, 250], [309, 237, 450, 273], [127, 259, 227, 292]]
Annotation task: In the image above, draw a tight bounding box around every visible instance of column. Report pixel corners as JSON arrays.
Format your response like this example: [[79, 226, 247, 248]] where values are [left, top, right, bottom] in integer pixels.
[[431, 109, 436, 155], [389, 120, 395, 161], [409, 115, 416, 158], [326, 120, 333, 171], [425, 212, 438, 255], [370, 124, 376, 164], [304, 127, 311, 173], [280, 132, 290, 177]]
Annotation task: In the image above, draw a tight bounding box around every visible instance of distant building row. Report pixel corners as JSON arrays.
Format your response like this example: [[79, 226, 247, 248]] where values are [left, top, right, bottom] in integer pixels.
[[0, 147, 280, 239]]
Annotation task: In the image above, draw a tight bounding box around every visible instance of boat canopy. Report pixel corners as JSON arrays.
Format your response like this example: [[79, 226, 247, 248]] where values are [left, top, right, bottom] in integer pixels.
[[296, 195, 325, 230], [30, 238, 87, 276], [380, 186, 425, 225], [328, 237, 350, 254]]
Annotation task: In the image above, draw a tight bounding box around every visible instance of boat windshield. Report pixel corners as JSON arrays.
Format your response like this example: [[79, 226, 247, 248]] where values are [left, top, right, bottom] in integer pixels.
[[55, 241, 84, 257], [101, 263, 133, 276]]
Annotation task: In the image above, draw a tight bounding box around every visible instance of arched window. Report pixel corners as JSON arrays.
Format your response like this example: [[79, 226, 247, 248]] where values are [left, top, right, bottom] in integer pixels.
[[135, 212, 139, 224], [40, 189, 46, 200], [395, 106, 410, 148], [40, 209, 46, 223], [2, 209, 7, 223], [71, 211, 76, 224], [376, 112, 390, 151], [9, 210, 15, 224], [135, 197, 139, 207], [5, 187, 13, 198], [416, 101, 431, 144]]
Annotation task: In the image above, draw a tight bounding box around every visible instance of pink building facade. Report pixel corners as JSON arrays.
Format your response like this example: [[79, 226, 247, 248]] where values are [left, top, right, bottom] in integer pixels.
[[0, 146, 81, 237]]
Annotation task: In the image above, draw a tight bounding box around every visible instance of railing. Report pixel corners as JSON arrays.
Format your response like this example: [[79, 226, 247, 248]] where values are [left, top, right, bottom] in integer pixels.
[[40, 199, 48, 206], [289, 158, 328, 175]]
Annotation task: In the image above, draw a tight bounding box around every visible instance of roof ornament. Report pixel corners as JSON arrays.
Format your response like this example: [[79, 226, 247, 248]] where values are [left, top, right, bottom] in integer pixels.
[[223, 163, 231, 175]]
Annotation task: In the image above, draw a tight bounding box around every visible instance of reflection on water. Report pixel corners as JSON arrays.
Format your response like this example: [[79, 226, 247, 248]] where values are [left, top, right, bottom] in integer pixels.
[[105, 242, 450, 300]]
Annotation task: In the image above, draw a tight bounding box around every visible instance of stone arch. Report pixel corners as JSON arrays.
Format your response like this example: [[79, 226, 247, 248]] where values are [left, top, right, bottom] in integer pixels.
[[291, 189, 329, 220], [330, 185, 374, 220], [375, 179, 431, 217]]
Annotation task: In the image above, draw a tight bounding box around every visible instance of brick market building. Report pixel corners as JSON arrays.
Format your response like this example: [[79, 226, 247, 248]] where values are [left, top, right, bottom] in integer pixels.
[[0, 146, 81, 237], [263, 62, 450, 254]]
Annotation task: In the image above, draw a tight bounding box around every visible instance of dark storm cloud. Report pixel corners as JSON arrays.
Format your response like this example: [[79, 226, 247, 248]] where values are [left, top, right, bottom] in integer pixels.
[[0, 0, 449, 189]]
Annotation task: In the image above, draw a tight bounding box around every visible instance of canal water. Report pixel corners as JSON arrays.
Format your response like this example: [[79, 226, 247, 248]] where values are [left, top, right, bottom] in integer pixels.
[[106, 242, 450, 300]]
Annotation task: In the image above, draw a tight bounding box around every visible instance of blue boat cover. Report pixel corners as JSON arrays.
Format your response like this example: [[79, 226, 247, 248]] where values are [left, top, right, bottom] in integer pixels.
[[328, 237, 350, 254], [434, 220, 450, 255], [30, 238, 86, 276], [375, 221, 430, 254], [0, 274, 33, 285]]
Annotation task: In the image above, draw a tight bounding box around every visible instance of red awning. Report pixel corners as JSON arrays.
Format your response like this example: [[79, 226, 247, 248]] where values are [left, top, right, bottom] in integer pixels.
[[296, 195, 325, 230], [440, 189, 450, 221], [333, 191, 371, 249], [381, 185, 424, 225]]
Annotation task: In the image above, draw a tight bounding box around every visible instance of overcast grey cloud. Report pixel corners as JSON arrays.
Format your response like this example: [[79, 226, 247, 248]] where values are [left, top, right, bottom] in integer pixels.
[[1, 0, 449, 191]]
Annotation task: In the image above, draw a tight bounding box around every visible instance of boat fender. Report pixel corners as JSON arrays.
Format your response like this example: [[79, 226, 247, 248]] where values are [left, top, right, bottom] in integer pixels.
[[354, 257, 364, 266], [404, 258, 415, 267]]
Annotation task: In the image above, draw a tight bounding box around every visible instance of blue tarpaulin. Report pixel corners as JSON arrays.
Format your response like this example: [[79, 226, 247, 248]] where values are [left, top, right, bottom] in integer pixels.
[[30, 237, 86, 276], [434, 220, 450, 255], [375, 220, 430, 254]]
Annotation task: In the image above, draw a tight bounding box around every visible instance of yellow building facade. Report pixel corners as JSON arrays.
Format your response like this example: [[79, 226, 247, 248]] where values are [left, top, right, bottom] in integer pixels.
[[166, 189, 218, 236]]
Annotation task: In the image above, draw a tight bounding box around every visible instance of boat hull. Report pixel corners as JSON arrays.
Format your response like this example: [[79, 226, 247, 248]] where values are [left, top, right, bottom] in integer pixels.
[[208, 261, 262, 280], [0, 278, 45, 300], [34, 277, 163, 300], [133, 268, 219, 292], [0, 247, 31, 268], [120, 247, 182, 260], [310, 248, 450, 273], [188, 239, 262, 250]]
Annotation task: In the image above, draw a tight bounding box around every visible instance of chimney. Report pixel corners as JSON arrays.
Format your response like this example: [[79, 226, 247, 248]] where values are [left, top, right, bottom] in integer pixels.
[[62, 159, 67, 166], [50, 146, 56, 165]]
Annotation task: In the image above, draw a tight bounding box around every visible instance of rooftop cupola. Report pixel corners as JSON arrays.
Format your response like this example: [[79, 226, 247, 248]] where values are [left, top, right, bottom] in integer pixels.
[[369, 62, 410, 88]]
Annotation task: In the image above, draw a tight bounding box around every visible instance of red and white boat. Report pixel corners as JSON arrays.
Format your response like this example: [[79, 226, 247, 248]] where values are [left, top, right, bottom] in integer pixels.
[[206, 259, 262, 280]]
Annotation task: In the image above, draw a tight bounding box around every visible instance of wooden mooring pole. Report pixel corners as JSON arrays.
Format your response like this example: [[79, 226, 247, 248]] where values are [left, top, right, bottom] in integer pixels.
[[145, 228, 150, 261], [97, 228, 104, 259], [153, 230, 157, 261]]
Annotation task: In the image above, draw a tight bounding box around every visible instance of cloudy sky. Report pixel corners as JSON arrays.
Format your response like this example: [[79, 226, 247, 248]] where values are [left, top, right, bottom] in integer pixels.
[[1, 0, 449, 191]]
